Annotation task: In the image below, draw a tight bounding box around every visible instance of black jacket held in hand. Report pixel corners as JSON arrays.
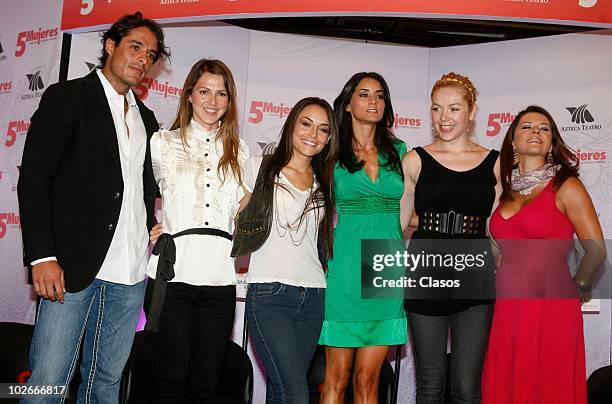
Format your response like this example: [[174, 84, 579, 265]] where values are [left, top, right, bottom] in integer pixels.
[[17, 71, 159, 293], [231, 155, 328, 270]]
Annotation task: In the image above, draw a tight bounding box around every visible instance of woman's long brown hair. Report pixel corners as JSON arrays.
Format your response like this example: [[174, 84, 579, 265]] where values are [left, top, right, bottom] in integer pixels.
[[499, 105, 578, 202], [171, 59, 242, 184], [265, 97, 339, 265]]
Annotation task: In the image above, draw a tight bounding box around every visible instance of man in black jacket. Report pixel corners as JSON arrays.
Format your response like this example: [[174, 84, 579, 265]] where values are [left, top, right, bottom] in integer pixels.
[[17, 12, 169, 403]]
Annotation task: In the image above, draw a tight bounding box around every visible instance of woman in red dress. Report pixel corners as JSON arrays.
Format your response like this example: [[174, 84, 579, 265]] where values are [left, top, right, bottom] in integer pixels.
[[482, 105, 606, 404]]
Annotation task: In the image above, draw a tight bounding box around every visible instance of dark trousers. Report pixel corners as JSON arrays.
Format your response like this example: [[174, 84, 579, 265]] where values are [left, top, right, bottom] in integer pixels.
[[246, 282, 325, 404], [145, 281, 236, 404], [407, 304, 493, 404]]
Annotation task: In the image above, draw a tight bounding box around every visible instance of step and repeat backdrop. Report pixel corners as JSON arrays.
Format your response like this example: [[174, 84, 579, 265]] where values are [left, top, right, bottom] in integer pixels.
[[0, 0, 63, 327], [1, 1, 612, 403]]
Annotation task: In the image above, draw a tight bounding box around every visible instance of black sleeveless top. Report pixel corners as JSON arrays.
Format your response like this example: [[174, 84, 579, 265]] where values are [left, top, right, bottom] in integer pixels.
[[405, 146, 499, 315]]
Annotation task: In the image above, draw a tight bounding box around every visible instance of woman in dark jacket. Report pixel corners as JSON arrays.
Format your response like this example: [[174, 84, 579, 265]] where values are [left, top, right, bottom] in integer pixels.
[[233, 96, 338, 404]]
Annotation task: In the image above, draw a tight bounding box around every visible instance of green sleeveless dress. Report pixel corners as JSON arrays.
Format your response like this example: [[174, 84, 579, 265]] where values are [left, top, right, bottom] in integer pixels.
[[319, 141, 408, 347]]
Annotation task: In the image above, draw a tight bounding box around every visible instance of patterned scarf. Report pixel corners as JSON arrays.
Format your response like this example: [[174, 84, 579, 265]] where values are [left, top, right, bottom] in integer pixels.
[[511, 163, 559, 195]]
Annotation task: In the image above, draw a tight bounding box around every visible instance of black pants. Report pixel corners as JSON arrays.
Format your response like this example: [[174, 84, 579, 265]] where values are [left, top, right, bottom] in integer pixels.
[[145, 281, 236, 404], [407, 304, 493, 404]]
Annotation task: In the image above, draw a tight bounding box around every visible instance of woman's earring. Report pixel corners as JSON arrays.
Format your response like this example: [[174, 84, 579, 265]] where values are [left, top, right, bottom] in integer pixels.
[[513, 147, 520, 165], [547, 150, 554, 164]]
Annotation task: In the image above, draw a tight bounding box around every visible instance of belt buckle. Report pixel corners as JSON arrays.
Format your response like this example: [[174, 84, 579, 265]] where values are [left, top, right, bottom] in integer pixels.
[[447, 211, 455, 235]]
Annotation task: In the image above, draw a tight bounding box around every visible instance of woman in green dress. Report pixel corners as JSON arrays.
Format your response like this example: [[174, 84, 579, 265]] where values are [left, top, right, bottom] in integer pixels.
[[319, 72, 408, 403]]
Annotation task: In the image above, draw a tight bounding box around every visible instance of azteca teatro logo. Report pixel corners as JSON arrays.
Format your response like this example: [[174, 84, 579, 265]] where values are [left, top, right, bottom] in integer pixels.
[[561, 104, 601, 132], [84, 61, 100, 73], [257, 142, 278, 154], [21, 69, 45, 100], [133, 76, 183, 101], [15, 26, 60, 58], [0, 212, 20, 239], [0, 40, 11, 94], [0, 38, 7, 61]]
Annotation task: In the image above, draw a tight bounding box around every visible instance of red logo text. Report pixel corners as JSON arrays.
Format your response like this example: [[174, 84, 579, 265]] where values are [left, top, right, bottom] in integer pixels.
[[134, 77, 182, 101], [486, 112, 516, 137], [0, 212, 20, 239], [575, 149, 607, 162], [394, 114, 421, 129], [15, 27, 60, 57], [5, 120, 30, 147], [248, 101, 292, 124], [0, 81, 12, 92]]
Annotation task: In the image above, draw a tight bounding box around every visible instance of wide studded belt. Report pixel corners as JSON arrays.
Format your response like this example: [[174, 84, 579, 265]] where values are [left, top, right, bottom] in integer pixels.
[[418, 211, 487, 236]]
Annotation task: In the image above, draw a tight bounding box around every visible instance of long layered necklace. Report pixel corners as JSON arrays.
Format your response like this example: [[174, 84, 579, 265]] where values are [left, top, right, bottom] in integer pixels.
[[273, 175, 314, 246], [511, 163, 559, 195]]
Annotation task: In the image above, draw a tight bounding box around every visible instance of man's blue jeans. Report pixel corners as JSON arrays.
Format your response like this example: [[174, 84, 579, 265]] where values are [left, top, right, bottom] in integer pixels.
[[246, 282, 325, 404], [21, 278, 146, 404]]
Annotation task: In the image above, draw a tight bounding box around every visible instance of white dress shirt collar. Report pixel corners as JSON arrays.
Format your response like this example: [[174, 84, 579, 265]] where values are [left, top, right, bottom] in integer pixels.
[[96, 69, 138, 109]]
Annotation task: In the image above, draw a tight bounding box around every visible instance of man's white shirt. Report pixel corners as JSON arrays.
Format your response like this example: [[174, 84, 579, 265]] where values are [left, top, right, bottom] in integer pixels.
[[32, 70, 150, 285]]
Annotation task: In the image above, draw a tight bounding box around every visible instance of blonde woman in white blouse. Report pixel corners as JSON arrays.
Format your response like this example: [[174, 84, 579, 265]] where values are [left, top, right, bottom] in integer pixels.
[[144, 59, 248, 403]]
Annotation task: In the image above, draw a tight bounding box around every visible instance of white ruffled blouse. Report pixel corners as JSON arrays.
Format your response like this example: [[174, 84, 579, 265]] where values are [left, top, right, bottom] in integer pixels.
[[146, 120, 249, 285]]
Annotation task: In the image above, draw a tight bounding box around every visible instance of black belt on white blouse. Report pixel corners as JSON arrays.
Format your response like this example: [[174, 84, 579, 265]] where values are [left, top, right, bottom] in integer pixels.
[[144, 227, 232, 332]]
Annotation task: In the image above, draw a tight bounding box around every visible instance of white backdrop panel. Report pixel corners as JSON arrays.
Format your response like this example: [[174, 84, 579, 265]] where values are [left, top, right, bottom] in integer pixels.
[[0, 0, 63, 325], [243, 31, 430, 156]]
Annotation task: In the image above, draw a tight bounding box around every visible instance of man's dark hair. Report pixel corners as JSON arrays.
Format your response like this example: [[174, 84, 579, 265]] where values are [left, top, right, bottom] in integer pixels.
[[98, 11, 170, 66]]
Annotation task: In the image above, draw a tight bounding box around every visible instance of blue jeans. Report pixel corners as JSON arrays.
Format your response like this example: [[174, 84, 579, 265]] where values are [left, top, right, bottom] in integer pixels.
[[246, 282, 325, 404], [21, 278, 146, 404]]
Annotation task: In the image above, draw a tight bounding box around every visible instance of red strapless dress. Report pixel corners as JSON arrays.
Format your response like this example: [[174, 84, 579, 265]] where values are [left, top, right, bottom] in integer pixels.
[[482, 181, 586, 404]]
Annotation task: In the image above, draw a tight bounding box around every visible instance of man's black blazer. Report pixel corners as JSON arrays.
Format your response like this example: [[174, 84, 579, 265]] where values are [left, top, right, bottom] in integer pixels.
[[18, 70, 159, 293]]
